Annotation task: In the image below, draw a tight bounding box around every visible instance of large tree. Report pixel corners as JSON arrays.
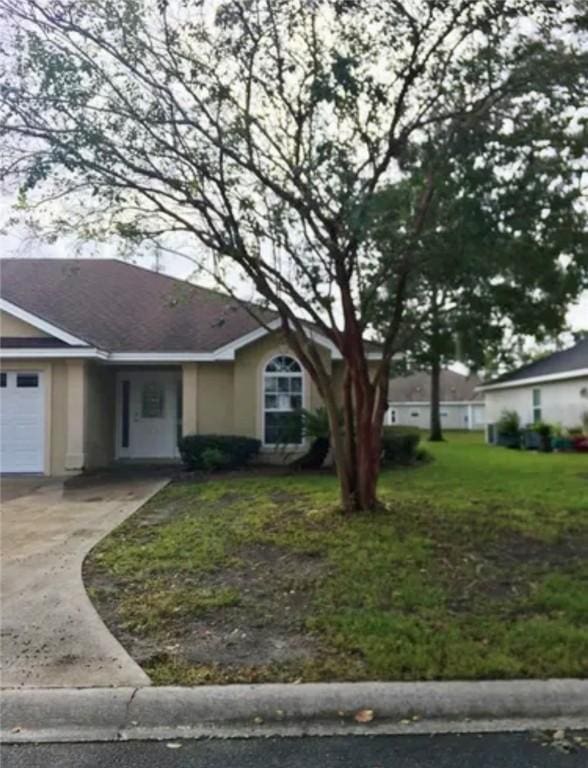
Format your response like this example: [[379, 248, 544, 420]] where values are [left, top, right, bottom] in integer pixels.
[[368, 109, 588, 442], [1, 1, 586, 510]]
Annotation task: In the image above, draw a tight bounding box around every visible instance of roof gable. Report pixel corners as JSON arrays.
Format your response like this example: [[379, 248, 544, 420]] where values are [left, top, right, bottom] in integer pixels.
[[480, 339, 588, 390], [0, 259, 275, 354], [389, 369, 482, 402], [0, 298, 89, 346]]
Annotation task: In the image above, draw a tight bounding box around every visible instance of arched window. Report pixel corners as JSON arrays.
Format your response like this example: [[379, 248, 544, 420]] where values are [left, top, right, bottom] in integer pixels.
[[263, 355, 303, 445]]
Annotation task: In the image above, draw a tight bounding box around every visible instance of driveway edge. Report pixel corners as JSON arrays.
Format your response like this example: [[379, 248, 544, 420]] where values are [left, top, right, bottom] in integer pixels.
[[2, 679, 587, 743]]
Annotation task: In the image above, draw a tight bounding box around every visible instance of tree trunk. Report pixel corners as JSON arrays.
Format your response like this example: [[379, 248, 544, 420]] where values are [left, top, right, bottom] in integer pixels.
[[429, 349, 444, 442], [429, 296, 444, 442], [282, 320, 385, 513]]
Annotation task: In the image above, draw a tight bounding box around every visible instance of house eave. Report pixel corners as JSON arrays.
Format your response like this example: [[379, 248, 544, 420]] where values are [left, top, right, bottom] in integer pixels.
[[0, 347, 107, 360], [0, 298, 91, 347], [477, 367, 588, 392]]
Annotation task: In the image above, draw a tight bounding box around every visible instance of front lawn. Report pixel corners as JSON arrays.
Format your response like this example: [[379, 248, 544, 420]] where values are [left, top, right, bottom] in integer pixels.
[[84, 433, 588, 684]]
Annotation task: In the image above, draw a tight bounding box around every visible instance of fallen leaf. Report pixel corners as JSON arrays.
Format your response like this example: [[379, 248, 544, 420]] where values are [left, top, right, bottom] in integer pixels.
[[11, 727, 21, 733], [354, 708, 375, 723]]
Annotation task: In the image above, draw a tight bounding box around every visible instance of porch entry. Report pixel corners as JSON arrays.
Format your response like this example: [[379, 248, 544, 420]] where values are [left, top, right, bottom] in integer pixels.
[[116, 371, 181, 459]]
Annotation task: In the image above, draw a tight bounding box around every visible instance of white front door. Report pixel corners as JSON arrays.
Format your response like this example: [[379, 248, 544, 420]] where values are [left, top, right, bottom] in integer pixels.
[[117, 371, 180, 459], [0, 371, 45, 473]]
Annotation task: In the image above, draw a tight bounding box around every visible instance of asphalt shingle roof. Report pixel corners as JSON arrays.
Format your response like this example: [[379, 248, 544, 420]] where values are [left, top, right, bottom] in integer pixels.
[[482, 338, 588, 387], [0, 258, 276, 352], [388, 369, 483, 402]]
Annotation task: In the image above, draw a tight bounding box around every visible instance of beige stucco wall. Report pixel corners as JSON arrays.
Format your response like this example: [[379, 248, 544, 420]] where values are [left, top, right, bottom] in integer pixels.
[[2, 333, 384, 474], [197, 362, 234, 434], [84, 362, 116, 468], [0, 311, 50, 338]]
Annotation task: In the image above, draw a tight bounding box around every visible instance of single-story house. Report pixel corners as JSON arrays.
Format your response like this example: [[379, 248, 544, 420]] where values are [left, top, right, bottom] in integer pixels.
[[0, 258, 380, 475], [386, 369, 485, 431], [478, 338, 588, 442]]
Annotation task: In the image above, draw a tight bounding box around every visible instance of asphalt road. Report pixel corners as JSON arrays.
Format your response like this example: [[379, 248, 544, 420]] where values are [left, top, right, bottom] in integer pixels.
[[2, 731, 587, 768]]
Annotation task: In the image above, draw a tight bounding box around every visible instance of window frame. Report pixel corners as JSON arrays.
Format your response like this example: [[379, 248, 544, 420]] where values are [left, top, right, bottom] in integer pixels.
[[532, 387, 542, 423], [262, 354, 305, 448], [16, 373, 39, 388]]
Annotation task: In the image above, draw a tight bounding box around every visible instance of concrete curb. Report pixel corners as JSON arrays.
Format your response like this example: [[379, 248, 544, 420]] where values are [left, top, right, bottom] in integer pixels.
[[2, 680, 588, 743]]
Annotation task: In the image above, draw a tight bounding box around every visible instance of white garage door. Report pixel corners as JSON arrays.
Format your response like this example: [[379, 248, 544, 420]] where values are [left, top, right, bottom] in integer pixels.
[[0, 371, 45, 473]]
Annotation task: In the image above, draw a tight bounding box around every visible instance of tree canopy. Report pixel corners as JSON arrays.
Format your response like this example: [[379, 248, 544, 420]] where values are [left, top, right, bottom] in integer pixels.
[[1, 0, 587, 509]]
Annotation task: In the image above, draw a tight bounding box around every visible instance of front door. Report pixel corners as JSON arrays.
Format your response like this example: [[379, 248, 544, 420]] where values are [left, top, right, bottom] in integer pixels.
[[117, 371, 180, 459]]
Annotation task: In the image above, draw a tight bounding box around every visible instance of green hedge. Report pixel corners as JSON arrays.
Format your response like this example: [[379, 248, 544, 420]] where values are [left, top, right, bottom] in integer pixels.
[[381, 426, 421, 466], [178, 434, 261, 471]]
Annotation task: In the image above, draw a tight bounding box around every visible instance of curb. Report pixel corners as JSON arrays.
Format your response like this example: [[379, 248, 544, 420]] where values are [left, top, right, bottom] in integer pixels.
[[2, 680, 588, 743]]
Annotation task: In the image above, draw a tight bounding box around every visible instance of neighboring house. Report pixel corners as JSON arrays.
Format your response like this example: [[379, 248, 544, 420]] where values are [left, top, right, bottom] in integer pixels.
[[0, 258, 380, 475], [478, 338, 588, 442], [387, 369, 485, 431]]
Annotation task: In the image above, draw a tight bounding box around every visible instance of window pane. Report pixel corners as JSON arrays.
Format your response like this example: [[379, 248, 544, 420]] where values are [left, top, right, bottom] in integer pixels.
[[17, 374, 38, 388], [532, 388, 541, 406], [142, 382, 164, 418], [121, 380, 130, 448], [278, 394, 291, 410], [291, 394, 302, 410], [533, 407, 542, 423], [0, 373, 6, 388], [278, 377, 290, 393], [265, 377, 278, 392], [266, 355, 302, 373], [264, 411, 302, 445], [291, 378, 302, 393], [265, 394, 278, 409]]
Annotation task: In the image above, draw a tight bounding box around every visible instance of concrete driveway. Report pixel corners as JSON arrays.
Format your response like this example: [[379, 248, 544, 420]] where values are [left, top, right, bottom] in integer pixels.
[[1, 474, 168, 688]]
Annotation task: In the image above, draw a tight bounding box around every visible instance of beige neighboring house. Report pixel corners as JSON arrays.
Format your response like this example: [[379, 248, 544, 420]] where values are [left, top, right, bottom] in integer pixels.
[[0, 258, 380, 475], [478, 338, 588, 441], [387, 369, 485, 431]]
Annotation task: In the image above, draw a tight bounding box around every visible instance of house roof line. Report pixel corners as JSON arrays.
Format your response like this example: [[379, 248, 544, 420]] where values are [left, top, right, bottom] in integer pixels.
[[0, 297, 91, 347], [0, 259, 383, 360], [477, 367, 588, 391]]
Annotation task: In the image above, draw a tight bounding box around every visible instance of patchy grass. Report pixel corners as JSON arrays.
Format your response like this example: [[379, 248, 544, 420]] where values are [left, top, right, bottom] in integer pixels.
[[84, 433, 588, 683]]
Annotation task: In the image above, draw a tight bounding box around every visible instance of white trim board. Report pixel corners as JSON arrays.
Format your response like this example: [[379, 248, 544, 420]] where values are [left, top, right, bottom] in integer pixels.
[[477, 368, 588, 392], [0, 348, 107, 360], [1, 305, 385, 363], [0, 298, 90, 347], [388, 401, 484, 406]]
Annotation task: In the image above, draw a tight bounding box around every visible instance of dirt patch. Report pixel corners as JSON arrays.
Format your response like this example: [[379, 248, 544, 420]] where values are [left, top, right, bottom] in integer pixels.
[[439, 530, 588, 610], [86, 542, 327, 670]]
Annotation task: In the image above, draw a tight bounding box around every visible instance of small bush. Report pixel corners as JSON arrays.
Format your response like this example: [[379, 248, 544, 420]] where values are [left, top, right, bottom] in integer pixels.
[[381, 426, 421, 466], [497, 409, 520, 436], [178, 434, 261, 471], [201, 447, 231, 471]]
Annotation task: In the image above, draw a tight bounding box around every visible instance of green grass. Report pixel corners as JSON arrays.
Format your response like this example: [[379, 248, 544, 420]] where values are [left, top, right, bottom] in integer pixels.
[[86, 433, 588, 683]]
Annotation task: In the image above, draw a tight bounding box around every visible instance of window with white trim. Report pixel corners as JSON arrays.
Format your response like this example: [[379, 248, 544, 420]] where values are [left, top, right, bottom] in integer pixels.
[[532, 388, 541, 423], [263, 355, 303, 445]]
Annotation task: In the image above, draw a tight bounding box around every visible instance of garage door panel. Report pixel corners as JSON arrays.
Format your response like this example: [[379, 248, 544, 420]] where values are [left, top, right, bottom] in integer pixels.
[[0, 371, 44, 473]]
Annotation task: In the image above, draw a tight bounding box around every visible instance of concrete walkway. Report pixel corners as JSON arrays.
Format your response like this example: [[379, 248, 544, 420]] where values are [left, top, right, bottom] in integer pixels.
[[0, 475, 168, 688]]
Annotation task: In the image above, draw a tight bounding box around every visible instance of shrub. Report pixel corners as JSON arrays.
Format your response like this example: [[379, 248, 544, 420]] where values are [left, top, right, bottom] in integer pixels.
[[534, 421, 553, 452], [381, 426, 421, 466], [178, 434, 261, 471], [496, 410, 521, 449], [497, 409, 520, 436], [290, 407, 333, 470], [201, 447, 231, 471]]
